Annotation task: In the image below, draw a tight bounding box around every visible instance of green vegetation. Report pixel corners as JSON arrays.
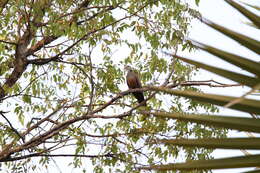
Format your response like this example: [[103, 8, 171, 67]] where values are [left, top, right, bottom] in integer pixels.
[[1, 0, 258, 172], [139, 0, 260, 172]]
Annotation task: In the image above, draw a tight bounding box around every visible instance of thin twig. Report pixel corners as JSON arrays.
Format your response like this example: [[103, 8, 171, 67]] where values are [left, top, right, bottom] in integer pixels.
[[224, 83, 260, 108], [0, 39, 17, 45], [0, 111, 25, 142]]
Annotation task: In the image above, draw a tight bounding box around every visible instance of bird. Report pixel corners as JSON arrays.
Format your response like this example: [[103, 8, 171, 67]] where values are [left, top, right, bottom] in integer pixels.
[[125, 66, 146, 106]]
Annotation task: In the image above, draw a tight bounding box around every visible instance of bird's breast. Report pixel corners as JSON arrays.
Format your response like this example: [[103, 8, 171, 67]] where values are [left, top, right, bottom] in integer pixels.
[[127, 76, 138, 89]]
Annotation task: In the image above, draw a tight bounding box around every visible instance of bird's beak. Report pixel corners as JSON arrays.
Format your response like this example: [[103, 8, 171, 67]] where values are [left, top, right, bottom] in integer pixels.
[[124, 66, 129, 71], [124, 65, 132, 71]]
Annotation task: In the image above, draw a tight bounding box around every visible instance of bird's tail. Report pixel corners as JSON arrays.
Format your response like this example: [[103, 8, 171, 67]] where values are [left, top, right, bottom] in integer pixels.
[[133, 92, 147, 106]]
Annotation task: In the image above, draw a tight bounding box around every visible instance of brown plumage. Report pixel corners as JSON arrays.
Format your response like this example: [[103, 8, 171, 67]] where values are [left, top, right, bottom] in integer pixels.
[[125, 66, 146, 106]]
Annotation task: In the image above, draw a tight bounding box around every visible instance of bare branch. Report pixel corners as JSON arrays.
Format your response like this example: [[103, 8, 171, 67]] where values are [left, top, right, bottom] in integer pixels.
[[225, 83, 260, 108], [86, 48, 95, 114], [21, 104, 65, 138], [0, 39, 17, 45], [1, 152, 115, 162], [26, 36, 58, 56]]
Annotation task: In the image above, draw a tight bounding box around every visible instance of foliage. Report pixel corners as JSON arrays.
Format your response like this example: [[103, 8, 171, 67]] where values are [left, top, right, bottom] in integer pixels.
[[139, 0, 260, 172], [0, 0, 233, 172]]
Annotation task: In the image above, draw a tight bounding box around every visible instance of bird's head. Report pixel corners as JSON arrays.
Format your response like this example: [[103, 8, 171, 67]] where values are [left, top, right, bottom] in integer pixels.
[[124, 65, 133, 72]]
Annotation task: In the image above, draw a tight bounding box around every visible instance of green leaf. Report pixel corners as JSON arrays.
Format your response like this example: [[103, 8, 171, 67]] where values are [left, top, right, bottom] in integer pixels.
[[241, 2, 260, 11], [195, 0, 200, 6], [149, 87, 260, 114], [224, 0, 260, 28], [174, 55, 260, 88], [18, 111, 24, 125], [146, 111, 260, 133], [203, 18, 260, 55], [192, 40, 260, 77], [22, 95, 31, 104], [140, 154, 260, 171], [157, 138, 260, 149]]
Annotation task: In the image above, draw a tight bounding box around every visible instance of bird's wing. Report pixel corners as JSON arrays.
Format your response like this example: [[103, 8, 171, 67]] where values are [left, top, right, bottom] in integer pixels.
[[127, 71, 142, 89], [134, 72, 142, 87]]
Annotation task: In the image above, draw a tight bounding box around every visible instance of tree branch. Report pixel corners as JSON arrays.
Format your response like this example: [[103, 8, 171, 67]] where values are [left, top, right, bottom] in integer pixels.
[[0, 80, 241, 161], [0, 28, 33, 100], [0, 152, 115, 162], [0, 0, 9, 14], [0, 111, 24, 143], [27, 3, 145, 66], [0, 39, 17, 45], [26, 36, 58, 56]]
